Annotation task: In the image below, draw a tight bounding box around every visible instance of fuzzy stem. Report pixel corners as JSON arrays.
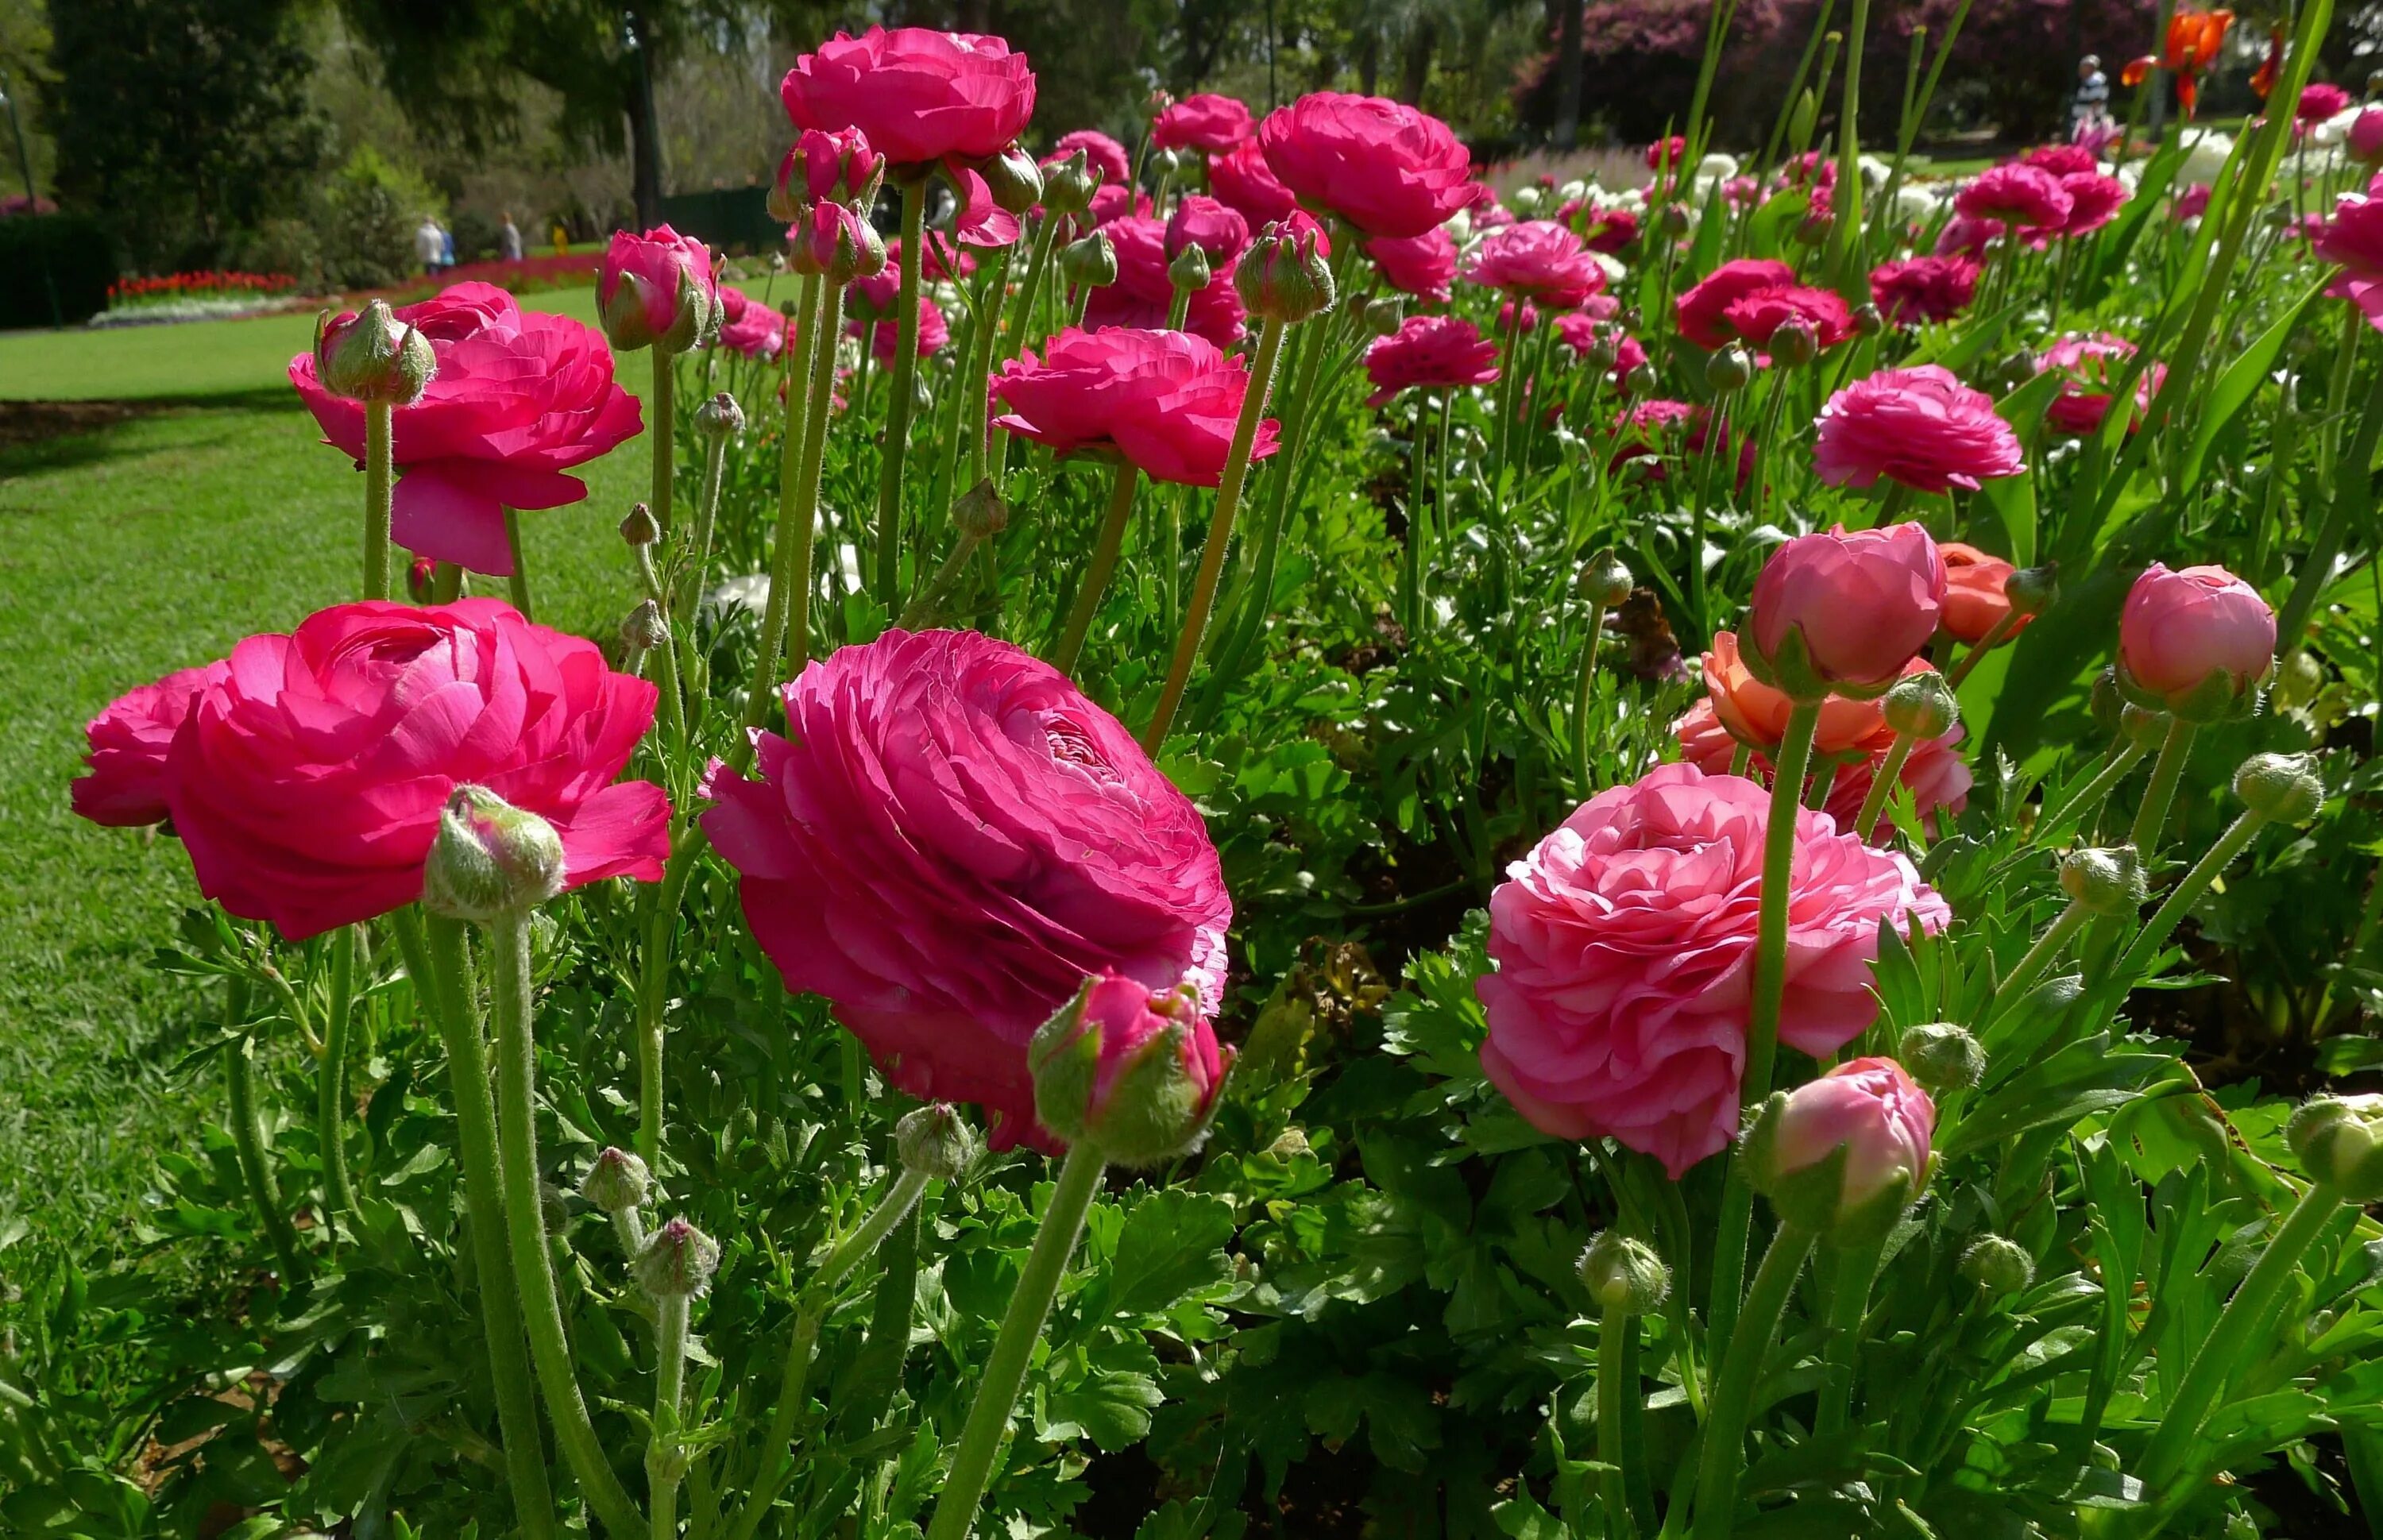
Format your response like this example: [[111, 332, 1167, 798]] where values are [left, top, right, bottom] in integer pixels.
[[1987, 898, 2092, 1024], [1852, 731, 1918, 841], [226, 1026, 304, 1282], [1814, 1238, 1883, 1437], [2129, 717, 2197, 859], [2117, 809, 2273, 981], [1597, 1310, 1641, 1540], [651, 349, 677, 538], [1050, 463, 1141, 676], [1572, 604, 1609, 797], [635, 827, 705, 1170], [673, 420, 731, 639], [365, 400, 393, 600], [1691, 1224, 1817, 1540], [874, 180, 930, 610], [2037, 739, 2149, 837], [317, 924, 360, 1247], [650, 1293, 690, 1540], [923, 1144, 1107, 1540]]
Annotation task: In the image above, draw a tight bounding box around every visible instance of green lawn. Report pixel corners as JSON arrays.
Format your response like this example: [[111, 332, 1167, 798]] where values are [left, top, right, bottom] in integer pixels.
[[0, 290, 658, 1259]]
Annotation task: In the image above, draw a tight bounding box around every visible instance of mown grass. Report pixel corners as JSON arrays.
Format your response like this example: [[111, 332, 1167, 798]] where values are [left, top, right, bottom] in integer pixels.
[[0, 291, 655, 1260]]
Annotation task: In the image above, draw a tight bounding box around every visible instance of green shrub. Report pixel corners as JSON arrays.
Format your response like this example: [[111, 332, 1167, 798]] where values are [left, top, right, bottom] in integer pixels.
[[318, 145, 443, 290], [0, 211, 115, 330]]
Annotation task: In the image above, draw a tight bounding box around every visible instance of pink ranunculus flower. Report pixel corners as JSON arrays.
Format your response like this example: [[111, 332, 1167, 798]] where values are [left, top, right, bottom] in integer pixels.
[[162, 600, 669, 940], [1029, 970, 1232, 1161], [1257, 91, 1474, 239], [774, 126, 882, 218], [1164, 193, 1251, 264], [1752, 524, 1949, 691], [1955, 163, 2074, 230], [715, 286, 792, 361], [1645, 134, 1689, 172], [854, 293, 949, 366], [1934, 213, 2006, 258], [2350, 107, 2383, 163], [1477, 764, 1951, 1176], [2037, 333, 2165, 437], [1463, 218, 1605, 307], [70, 661, 230, 828], [1609, 399, 1753, 488], [2118, 563, 2278, 713], [1087, 183, 1156, 227], [1045, 128, 1130, 187], [1582, 207, 1640, 254], [1208, 138, 1299, 226], [1720, 282, 1854, 352], [1674, 693, 1972, 843], [289, 284, 641, 577], [1755, 1057, 1937, 1230], [1153, 92, 1256, 152], [701, 629, 1233, 1149], [1870, 256, 1980, 327], [2173, 184, 2212, 222], [2300, 81, 2354, 123], [1814, 365, 2024, 495], [1367, 226, 1458, 303], [780, 27, 1036, 168], [1082, 214, 1246, 346], [597, 225, 717, 353], [1674, 258, 1795, 350], [1363, 314, 1500, 405], [991, 326, 1281, 486], [2022, 143, 2100, 176], [948, 168, 1022, 249], [2026, 172, 2126, 244], [2312, 191, 2383, 321]]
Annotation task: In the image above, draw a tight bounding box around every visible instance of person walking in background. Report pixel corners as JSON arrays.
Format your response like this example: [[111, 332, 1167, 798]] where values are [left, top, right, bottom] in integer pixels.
[[2072, 54, 2113, 135], [438, 222, 456, 271], [415, 214, 445, 277], [500, 210, 523, 261]]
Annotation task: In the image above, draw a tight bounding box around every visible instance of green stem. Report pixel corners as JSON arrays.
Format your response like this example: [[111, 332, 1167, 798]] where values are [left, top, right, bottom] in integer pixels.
[[365, 399, 393, 601], [1143, 316, 1288, 752], [1690, 1224, 1817, 1540], [651, 1292, 690, 1540], [1946, 610, 2019, 686], [2116, 809, 2272, 980], [504, 508, 535, 621], [922, 1144, 1107, 1540], [398, 909, 558, 1540], [674, 421, 730, 638], [743, 279, 844, 753], [1002, 214, 1062, 371], [1050, 463, 1141, 676], [875, 179, 929, 610], [487, 905, 647, 1539], [1598, 1310, 1641, 1540], [894, 532, 986, 631], [651, 349, 677, 538], [635, 828, 705, 1170], [1823, 0, 1871, 288], [317, 924, 360, 1247], [1814, 1239, 1883, 1437], [963, 245, 1014, 487], [1851, 731, 1917, 841], [2129, 717, 2196, 859], [226, 1026, 304, 1283], [1986, 898, 2091, 1025], [1572, 603, 1609, 797], [1401, 396, 1430, 637], [2037, 739, 2149, 837]]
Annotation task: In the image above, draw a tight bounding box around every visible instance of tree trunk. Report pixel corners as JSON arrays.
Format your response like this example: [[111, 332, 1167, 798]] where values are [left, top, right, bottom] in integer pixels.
[[1359, 27, 1381, 97], [1397, 17, 1438, 106], [1553, 0, 1585, 148], [625, 6, 664, 230]]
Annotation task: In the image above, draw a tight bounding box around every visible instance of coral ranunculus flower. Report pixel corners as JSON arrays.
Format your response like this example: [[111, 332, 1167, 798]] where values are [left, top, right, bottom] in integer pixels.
[[1674, 693, 1972, 843], [1363, 314, 1500, 405], [289, 284, 641, 577], [1257, 91, 1475, 239], [1938, 542, 2026, 643], [1813, 365, 2024, 495], [162, 600, 670, 940], [781, 28, 1036, 168], [1477, 763, 1952, 1176], [1153, 92, 1256, 152], [991, 326, 1281, 486], [2124, 9, 2235, 118], [71, 661, 230, 828], [701, 629, 1233, 1150], [1701, 631, 1914, 755]]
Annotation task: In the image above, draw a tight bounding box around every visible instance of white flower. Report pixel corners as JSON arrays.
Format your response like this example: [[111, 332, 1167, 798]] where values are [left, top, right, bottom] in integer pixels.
[[1859, 153, 1894, 187], [1696, 152, 1741, 182], [2312, 106, 2364, 148], [1894, 183, 1943, 221], [2178, 126, 2235, 187], [1589, 251, 1628, 285], [1557, 178, 1591, 203], [1443, 208, 1473, 245]]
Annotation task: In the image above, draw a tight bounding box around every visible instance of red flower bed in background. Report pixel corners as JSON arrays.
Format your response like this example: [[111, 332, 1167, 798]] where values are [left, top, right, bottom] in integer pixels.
[[106, 270, 299, 307]]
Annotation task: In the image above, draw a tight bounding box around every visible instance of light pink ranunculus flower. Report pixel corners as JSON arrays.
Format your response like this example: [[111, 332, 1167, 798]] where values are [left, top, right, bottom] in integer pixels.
[[701, 629, 1233, 1150], [70, 661, 230, 828], [1478, 764, 1951, 1175], [1462, 219, 1605, 307], [1757, 1057, 1937, 1223], [1751, 523, 1948, 689], [2118, 562, 2277, 712], [1813, 365, 2024, 495]]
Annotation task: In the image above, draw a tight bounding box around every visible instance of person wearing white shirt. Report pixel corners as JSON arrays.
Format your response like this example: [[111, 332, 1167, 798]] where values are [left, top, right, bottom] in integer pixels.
[[414, 215, 446, 276]]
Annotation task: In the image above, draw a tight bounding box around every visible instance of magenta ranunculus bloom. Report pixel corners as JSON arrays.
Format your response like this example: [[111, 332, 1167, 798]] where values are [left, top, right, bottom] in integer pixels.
[[2300, 81, 2354, 123], [1031, 970, 1232, 1160], [1044, 128, 1130, 186], [597, 225, 718, 352], [854, 294, 950, 366], [1367, 227, 1458, 302], [991, 326, 1281, 486], [778, 126, 881, 214], [715, 286, 792, 361], [162, 600, 668, 940], [290, 284, 641, 577], [2312, 191, 2383, 322], [2350, 108, 2383, 162], [1759, 1057, 1937, 1214], [1087, 183, 1155, 227], [1814, 365, 2024, 495], [1674, 258, 1794, 349], [1955, 163, 2073, 230], [701, 629, 1233, 1150], [1153, 92, 1255, 152], [1934, 213, 2005, 258], [1257, 91, 1473, 239], [1363, 315, 1500, 405], [2026, 172, 2126, 244], [1082, 214, 1246, 347], [1582, 207, 1640, 254], [1645, 134, 1689, 171], [2118, 563, 2277, 712], [1462, 219, 1606, 308], [2037, 333, 2165, 437], [1870, 256, 1979, 326], [948, 168, 1022, 249], [781, 27, 1035, 168], [1720, 282, 1853, 351], [1752, 523, 1949, 689], [2022, 143, 2099, 177], [1164, 193, 1251, 265], [1208, 138, 1299, 226], [70, 661, 230, 828], [1477, 763, 1950, 1176]]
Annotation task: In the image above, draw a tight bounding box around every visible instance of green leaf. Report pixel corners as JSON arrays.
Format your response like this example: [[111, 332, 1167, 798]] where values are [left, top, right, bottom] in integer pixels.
[[1105, 1189, 1238, 1319], [1045, 1368, 1164, 1452], [2180, 276, 2327, 495]]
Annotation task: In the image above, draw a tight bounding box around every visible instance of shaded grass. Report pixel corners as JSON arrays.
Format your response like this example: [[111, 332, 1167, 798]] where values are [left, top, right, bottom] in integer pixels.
[[0, 295, 654, 1259]]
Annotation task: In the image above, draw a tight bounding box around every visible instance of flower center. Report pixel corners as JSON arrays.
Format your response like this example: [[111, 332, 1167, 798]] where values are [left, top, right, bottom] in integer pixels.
[[1041, 711, 1121, 785]]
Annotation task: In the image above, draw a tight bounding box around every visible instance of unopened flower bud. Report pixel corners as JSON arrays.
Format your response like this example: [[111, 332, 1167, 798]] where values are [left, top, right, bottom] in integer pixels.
[[2004, 562, 2058, 618], [423, 785, 566, 922], [1659, 203, 1692, 237], [896, 1103, 979, 1180], [1168, 241, 1212, 292], [1042, 150, 1099, 218], [1625, 360, 1659, 396], [790, 200, 887, 284], [983, 146, 1045, 215], [1577, 550, 1634, 608], [1897, 1022, 1985, 1093], [633, 1216, 721, 1300], [1235, 220, 1336, 324], [2059, 844, 2145, 918], [1745, 1058, 1937, 1245], [581, 1146, 651, 1214], [1769, 316, 1820, 369], [318, 300, 437, 407], [952, 477, 1009, 539], [1149, 146, 1183, 180], [1853, 301, 1885, 335], [695, 392, 743, 439], [621, 599, 670, 653], [1795, 210, 1833, 245], [1958, 1234, 2036, 1299], [1029, 970, 1234, 1167], [1705, 343, 1754, 393], [1881, 670, 1960, 739], [1364, 296, 1406, 337], [1265, 1126, 1311, 1159], [1061, 230, 1119, 289], [2288, 1094, 2383, 1200], [1578, 1231, 1671, 1317], [1582, 328, 1621, 372], [2234, 751, 2323, 825], [620, 504, 661, 546]]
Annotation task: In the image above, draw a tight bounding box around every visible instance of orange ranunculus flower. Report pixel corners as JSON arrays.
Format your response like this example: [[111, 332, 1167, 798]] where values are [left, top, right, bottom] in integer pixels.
[[2122, 10, 2236, 117], [1701, 631, 1903, 756]]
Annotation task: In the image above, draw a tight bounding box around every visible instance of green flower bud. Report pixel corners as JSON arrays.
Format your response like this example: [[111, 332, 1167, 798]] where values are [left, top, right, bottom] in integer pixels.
[[1794, 210, 1833, 245], [896, 1103, 979, 1181], [1957, 1233, 2036, 1299], [695, 391, 744, 439], [1896, 1022, 1985, 1093], [1041, 149, 1100, 218], [1061, 230, 1118, 289], [1168, 241, 1212, 292], [316, 299, 436, 406], [2274, 648, 2327, 712], [1881, 670, 1960, 740], [1769, 315, 1820, 369], [1852, 301, 1885, 335], [620, 503, 661, 547], [1235, 221, 1336, 325], [1363, 296, 1406, 337], [951, 477, 1009, 539], [2004, 562, 2059, 618], [422, 785, 566, 923], [2059, 844, 2145, 918], [1578, 1230, 1671, 1317], [581, 1146, 651, 1215], [633, 1216, 720, 1300], [2088, 667, 2123, 733], [1705, 343, 1754, 393], [2288, 1094, 2383, 1199], [1577, 550, 1635, 608], [1659, 203, 1692, 237], [620, 599, 670, 654], [2234, 751, 2323, 825], [1625, 360, 1659, 396], [983, 146, 1045, 215]]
